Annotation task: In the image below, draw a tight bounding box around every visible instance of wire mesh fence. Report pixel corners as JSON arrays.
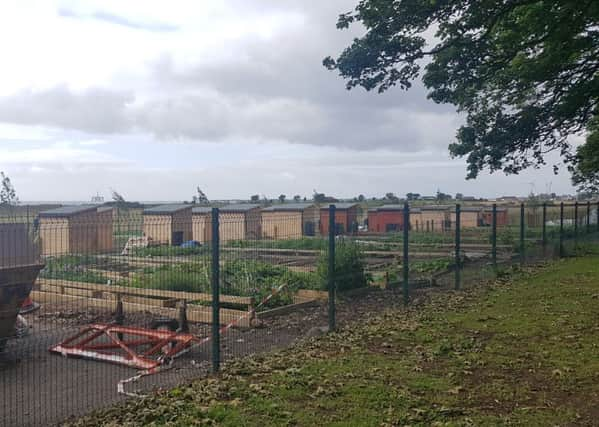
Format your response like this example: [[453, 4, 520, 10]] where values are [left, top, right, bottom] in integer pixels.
[[0, 201, 598, 426]]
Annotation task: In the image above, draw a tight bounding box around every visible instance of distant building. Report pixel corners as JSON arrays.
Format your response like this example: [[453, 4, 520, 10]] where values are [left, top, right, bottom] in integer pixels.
[[192, 204, 263, 243], [450, 206, 483, 228], [191, 207, 212, 244], [90, 193, 104, 204], [482, 207, 509, 226], [39, 205, 100, 255], [142, 204, 193, 246], [320, 203, 359, 235], [96, 207, 114, 253], [497, 196, 521, 203], [367, 205, 405, 232], [416, 205, 450, 232], [262, 203, 319, 239], [219, 204, 262, 241]]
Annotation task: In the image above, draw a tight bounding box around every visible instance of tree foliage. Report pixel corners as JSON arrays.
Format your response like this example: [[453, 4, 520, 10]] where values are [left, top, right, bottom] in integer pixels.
[[111, 189, 126, 204], [0, 172, 18, 206], [571, 116, 599, 192], [313, 191, 338, 203], [325, 1, 599, 180], [192, 186, 209, 204], [384, 192, 399, 203]]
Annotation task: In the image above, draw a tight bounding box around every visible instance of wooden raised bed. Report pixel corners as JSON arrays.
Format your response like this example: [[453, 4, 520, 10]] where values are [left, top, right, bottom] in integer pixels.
[[34, 278, 327, 326], [31, 290, 251, 327], [36, 278, 253, 307]]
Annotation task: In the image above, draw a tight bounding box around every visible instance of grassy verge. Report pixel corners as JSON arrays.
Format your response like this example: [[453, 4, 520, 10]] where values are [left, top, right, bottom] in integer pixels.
[[68, 256, 599, 426]]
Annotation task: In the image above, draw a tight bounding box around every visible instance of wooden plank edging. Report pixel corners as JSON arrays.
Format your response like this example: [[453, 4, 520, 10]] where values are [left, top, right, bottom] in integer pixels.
[[31, 290, 250, 327]]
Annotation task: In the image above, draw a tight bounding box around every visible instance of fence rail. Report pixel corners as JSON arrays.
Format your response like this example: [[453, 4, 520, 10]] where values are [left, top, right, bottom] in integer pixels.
[[0, 201, 597, 426]]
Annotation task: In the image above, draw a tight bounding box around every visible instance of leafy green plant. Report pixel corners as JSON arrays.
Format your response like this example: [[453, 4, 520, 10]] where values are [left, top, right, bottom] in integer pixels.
[[41, 255, 108, 284], [130, 263, 210, 292], [317, 239, 369, 292], [498, 228, 515, 247], [410, 259, 451, 275], [131, 259, 321, 309]]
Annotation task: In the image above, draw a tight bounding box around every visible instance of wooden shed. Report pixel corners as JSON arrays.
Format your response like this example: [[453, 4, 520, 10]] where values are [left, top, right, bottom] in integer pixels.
[[367, 208, 378, 232], [219, 204, 262, 242], [408, 207, 422, 230], [415, 206, 450, 232], [96, 207, 114, 253], [142, 204, 193, 246], [368, 205, 406, 233], [261, 203, 318, 239], [39, 206, 99, 256], [320, 203, 359, 235], [191, 207, 212, 244], [482, 207, 509, 226], [450, 206, 483, 228]]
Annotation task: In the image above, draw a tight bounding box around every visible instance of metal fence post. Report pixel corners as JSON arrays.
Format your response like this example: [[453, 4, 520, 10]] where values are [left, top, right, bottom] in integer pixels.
[[586, 201, 591, 234], [559, 202, 564, 258], [491, 203, 497, 271], [455, 204, 461, 290], [328, 204, 336, 332], [574, 201, 579, 246], [542, 202, 547, 250], [402, 203, 409, 305], [520, 203, 525, 266], [211, 207, 220, 373]]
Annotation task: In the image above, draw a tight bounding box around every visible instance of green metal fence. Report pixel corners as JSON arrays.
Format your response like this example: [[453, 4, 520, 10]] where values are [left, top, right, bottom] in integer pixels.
[[1, 200, 598, 426]]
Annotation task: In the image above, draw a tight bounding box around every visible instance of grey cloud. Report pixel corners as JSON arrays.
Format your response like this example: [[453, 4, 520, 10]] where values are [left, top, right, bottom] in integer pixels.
[[142, 0, 457, 150], [58, 7, 178, 32], [1, 0, 460, 152], [0, 86, 133, 134]]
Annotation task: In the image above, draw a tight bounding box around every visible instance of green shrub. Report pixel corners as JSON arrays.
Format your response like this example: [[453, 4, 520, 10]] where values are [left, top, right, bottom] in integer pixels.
[[130, 263, 210, 292], [317, 239, 369, 292], [221, 259, 320, 308], [130, 259, 320, 309], [497, 228, 516, 247]]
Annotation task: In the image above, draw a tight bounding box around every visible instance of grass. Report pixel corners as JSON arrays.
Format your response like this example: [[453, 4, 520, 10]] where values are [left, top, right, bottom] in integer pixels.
[[70, 254, 599, 426]]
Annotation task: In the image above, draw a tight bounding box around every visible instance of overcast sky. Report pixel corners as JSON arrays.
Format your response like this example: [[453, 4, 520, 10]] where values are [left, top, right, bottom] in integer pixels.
[[0, 0, 579, 202]]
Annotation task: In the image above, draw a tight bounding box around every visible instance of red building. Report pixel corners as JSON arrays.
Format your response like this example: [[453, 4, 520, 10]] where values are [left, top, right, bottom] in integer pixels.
[[368, 205, 405, 232], [367, 208, 378, 232], [320, 203, 359, 235], [482, 207, 509, 226]]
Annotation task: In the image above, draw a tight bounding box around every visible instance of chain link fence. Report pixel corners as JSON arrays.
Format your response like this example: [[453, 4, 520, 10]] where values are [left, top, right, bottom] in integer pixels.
[[0, 201, 597, 426]]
